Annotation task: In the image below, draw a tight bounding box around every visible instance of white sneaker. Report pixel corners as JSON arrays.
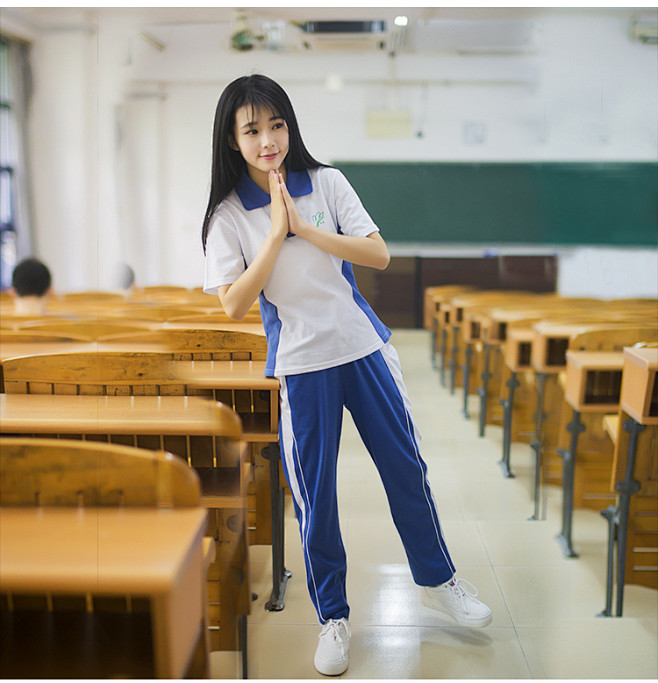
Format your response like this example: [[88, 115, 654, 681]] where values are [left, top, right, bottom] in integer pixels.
[[421, 578, 492, 627], [314, 618, 351, 676]]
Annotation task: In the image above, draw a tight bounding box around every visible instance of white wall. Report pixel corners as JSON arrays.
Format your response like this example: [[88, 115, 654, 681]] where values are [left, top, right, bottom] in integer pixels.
[[12, 7, 658, 298]]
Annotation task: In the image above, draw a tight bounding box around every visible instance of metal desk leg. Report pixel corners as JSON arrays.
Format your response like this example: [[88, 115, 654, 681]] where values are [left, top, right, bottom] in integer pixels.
[[449, 326, 459, 395], [498, 370, 519, 478], [614, 419, 644, 618], [598, 505, 618, 617], [439, 328, 448, 388], [240, 614, 248, 679], [556, 409, 585, 558], [462, 342, 472, 419], [477, 343, 492, 438], [261, 444, 292, 612], [529, 372, 548, 521]]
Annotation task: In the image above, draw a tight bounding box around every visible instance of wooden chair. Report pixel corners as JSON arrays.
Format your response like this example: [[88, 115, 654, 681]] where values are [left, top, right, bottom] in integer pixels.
[[0, 437, 211, 678]]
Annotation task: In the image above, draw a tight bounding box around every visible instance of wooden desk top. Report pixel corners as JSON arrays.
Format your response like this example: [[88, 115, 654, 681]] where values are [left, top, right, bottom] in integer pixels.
[[163, 321, 265, 334], [0, 506, 208, 595], [507, 327, 536, 342], [0, 341, 176, 363], [173, 360, 279, 390], [0, 341, 96, 362], [565, 350, 625, 370], [623, 345, 658, 369], [0, 394, 241, 436]]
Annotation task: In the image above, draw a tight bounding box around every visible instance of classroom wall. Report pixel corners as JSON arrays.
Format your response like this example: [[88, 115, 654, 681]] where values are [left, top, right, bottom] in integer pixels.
[[10, 7, 658, 299]]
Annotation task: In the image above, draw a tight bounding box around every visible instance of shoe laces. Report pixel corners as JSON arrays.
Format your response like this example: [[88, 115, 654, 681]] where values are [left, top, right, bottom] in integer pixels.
[[319, 619, 350, 651], [448, 578, 479, 604]]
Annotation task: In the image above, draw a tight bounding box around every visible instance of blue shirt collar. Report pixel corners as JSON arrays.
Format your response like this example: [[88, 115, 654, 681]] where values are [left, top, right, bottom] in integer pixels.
[[235, 167, 313, 210]]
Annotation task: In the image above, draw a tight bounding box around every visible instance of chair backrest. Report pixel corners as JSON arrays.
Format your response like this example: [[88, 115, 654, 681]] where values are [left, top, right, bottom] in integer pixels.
[[2, 351, 182, 395], [569, 325, 658, 352], [0, 437, 201, 507], [99, 328, 268, 360]]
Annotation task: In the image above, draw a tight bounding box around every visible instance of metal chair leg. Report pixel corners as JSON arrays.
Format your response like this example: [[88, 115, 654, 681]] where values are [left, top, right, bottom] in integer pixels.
[[498, 370, 519, 478], [598, 504, 618, 617], [556, 409, 585, 558]]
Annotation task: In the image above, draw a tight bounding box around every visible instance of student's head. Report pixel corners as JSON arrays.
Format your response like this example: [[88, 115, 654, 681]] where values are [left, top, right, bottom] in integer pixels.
[[214, 74, 313, 179], [202, 74, 324, 250], [113, 262, 136, 291], [11, 257, 52, 298]]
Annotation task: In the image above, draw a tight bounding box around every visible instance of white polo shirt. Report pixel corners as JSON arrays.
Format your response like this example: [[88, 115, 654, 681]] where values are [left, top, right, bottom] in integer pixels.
[[203, 166, 391, 377]]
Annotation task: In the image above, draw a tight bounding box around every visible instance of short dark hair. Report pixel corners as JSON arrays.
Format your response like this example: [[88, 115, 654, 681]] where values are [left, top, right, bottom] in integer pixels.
[[201, 74, 327, 251], [11, 258, 52, 297]]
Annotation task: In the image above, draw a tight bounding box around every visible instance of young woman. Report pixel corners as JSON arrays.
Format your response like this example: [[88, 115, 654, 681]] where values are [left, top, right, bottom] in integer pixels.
[[202, 74, 491, 677]]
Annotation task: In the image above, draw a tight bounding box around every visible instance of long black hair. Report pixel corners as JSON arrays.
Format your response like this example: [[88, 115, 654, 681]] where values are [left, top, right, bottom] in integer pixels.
[[202, 74, 326, 251]]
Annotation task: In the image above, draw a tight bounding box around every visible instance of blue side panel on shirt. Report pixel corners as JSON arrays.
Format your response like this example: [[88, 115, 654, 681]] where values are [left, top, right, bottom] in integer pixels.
[[259, 292, 281, 376], [340, 260, 391, 343]]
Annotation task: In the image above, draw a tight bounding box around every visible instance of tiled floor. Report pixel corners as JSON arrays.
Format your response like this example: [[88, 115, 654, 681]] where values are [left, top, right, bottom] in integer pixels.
[[211, 329, 658, 679]]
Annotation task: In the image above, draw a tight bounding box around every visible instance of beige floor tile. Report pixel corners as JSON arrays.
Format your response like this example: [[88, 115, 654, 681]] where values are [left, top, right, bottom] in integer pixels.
[[209, 650, 242, 679], [346, 563, 512, 629], [352, 625, 530, 679], [517, 617, 658, 679], [478, 519, 572, 566], [492, 564, 658, 627], [245, 622, 530, 679]]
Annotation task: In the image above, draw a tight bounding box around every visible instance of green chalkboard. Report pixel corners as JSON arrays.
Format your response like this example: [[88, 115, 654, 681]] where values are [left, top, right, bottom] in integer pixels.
[[333, 162, 658, 246]]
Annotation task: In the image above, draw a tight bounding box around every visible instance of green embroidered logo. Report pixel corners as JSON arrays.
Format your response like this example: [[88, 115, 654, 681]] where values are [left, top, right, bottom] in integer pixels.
[[313, 211, 325, 228]]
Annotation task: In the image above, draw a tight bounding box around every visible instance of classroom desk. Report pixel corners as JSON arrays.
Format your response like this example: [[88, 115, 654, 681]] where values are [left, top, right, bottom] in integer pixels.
[[0, 393, 250, 655], [555, 351, 624, 557], [172, 360, 290, 612], [0, 506, 208, 678], [529, 321, 596, 519]]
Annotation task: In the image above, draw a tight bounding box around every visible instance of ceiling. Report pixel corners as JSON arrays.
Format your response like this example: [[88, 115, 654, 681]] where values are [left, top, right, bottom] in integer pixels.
[[4, 6, 554, 30]]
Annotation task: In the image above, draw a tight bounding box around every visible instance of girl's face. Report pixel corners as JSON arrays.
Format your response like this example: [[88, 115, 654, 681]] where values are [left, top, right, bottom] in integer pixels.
[[231, 104, 289, 192]]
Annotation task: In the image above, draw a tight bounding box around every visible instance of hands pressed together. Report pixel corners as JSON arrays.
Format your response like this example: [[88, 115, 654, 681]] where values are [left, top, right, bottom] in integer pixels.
[[268, 169, 309, 242], [267, 168, 390, 272]]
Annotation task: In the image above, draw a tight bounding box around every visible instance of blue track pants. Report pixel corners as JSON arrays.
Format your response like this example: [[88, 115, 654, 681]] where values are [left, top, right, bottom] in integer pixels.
[[278, 343, 456, 624]]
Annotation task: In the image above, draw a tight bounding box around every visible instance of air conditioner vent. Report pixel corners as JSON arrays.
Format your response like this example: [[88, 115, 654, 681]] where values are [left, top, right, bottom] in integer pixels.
[[300, 20, 388, 51], [300, 20, 386, 35]]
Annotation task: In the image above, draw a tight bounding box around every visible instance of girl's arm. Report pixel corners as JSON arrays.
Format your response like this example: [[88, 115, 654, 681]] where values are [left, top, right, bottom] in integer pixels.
[[279, 173, 390, 270], [217, 171, 289, 320]]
